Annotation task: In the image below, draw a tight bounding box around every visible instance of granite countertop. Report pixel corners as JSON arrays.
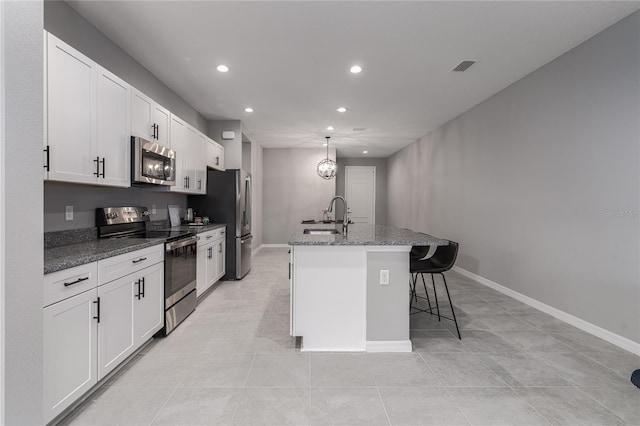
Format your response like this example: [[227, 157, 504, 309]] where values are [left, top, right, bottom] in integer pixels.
[[171, 223, 226, 234], [45, 238, 165, 275], [44, 223, 227, 275], [289, 223, 449, 246]]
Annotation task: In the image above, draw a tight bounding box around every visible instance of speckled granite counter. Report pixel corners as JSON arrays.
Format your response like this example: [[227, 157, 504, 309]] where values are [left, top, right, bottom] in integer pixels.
[[45, 238, 165, 274], [44, 223, 227, 274], [169, 223, 226, 234], [289, 224, 448, 246]]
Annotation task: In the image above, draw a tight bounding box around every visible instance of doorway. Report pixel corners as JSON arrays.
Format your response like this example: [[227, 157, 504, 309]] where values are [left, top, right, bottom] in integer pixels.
[[345, 166, 376, 224]]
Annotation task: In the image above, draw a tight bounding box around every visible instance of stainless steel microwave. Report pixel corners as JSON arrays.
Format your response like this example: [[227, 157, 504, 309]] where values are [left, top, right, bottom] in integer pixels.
[[131, 136, 176, 186]]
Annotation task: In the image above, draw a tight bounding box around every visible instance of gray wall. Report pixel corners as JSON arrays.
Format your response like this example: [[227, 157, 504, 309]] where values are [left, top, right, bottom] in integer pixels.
[[366, 251, 409, 341], [209, 120, 242, 169], [44, 0, 207, 132], [263, 148, 336, 244], [335, 157, 388, 225], [251, 142, 264, 249], [3, 1, 44, 423], [387, 12, 640, 344], [44, 182, 187, 232]]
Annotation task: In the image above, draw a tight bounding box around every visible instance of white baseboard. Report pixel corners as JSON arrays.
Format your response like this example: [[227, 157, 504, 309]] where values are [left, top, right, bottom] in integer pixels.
[[366, 340, 413, 353], [251, 245, 262, 257], [452, 266, 640, 356]]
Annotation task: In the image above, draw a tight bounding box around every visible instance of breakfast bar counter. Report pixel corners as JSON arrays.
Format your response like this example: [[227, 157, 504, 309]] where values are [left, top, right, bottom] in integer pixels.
[[288, 224, 447, 352]]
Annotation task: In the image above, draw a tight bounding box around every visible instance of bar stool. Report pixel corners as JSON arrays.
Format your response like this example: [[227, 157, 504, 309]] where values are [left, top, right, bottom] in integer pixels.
[[410, 241, 461, 339]]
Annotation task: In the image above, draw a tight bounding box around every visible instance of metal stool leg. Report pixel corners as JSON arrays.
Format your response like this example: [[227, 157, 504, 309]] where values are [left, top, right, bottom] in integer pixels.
[[431, 273, 441, 321], [419, 273, 433, 314], [440, 272, 461, 340]]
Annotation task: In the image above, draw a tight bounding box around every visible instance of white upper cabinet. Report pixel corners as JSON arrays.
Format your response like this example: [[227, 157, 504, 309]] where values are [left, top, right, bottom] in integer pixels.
[[45, 32, 96, 184], [169, 114, 187, 193], [45, 32, 130, 188], [169, 115, 208, 194], [96, 67, 131, 187], [207, 138, 225, 171], [131, 88, 170, 147]]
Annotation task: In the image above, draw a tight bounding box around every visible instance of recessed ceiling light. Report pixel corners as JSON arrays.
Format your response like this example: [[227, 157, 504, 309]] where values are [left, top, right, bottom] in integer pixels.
[[336, 107, 348, 113], [216, 64, 229, 73], [244, 107, 254, 113], [350, 65, 362, 74], [323, 143, 328, 147], [363, 150, 368, 154], [326, 126, 334, 131]]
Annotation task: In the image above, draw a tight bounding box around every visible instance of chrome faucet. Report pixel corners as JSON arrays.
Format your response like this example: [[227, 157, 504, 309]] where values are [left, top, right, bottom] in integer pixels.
[[327, 196, 349, 235]]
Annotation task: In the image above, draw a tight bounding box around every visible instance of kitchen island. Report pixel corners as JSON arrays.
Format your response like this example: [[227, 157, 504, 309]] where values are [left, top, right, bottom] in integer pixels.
[[289, 223, 447, 352]]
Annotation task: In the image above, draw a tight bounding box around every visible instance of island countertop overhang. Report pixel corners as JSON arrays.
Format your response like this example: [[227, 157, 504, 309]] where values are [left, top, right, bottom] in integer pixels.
[[288, 223, 448, 246]]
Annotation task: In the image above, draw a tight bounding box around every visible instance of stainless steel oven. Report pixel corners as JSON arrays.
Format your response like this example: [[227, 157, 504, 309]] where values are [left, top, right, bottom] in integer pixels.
[[131, 136, 176, 186], [164, 234, 198, 334]]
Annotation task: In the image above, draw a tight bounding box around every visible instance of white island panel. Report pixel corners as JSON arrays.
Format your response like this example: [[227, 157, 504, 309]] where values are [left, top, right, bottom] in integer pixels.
[[293, 246, 366, 351]]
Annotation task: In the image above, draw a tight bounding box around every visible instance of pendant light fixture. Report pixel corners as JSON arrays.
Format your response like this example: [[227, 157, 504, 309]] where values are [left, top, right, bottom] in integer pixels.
[[317, 136, 337, 180]]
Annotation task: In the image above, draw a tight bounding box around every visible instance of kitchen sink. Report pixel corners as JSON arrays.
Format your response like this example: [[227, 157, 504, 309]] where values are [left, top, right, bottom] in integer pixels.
[[303, 228, 340, 235]]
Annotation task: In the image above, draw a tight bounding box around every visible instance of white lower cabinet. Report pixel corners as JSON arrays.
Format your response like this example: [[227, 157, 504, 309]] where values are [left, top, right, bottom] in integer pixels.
[[97, 274, 135, 380], [98, 262, 164, 380], [196, 229, 226, 297], [43, 288, 98, 423], [43, 245, 164, 424]]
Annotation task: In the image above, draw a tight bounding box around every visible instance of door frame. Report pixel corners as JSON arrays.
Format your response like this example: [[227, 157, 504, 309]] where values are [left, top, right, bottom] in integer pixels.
[[345, 166, 376, 225]]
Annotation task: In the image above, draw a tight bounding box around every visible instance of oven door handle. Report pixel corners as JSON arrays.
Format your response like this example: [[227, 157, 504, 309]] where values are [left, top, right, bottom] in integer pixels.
[[166, 236, 198, 251]]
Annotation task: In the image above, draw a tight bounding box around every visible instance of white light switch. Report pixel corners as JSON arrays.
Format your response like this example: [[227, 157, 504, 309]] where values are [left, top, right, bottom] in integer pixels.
[[380, 270, 390, 285], [65, 206, 74, 221], [151, 204, 157, 214]]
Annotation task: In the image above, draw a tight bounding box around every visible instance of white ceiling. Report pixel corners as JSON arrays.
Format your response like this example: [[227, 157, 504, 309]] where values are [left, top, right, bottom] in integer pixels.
[[67, 1, 640, 158]]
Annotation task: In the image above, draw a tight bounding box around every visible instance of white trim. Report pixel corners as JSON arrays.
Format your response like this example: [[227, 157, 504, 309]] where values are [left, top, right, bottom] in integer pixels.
[[261, 244, 289, 248], [453, 266, 640, 356], [366, 340, 413, 353], [345, 165, 376, 225], [251, 244, 262, 257], [301, 347, 365, 352], [365, 245, 411, 253]]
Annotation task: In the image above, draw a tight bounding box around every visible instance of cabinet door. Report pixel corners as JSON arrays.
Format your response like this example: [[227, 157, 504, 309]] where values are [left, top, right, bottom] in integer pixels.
[[184, 126, 198, 194], [289, 248, 295, 336], [218, 145, 225, 170], [216, 238, 226, 281], [196, 241, 210, 297], [97, 276, 135, 380], [46, 33, 96, 184], [195, 133, 207, 194], [96, 66, 130, 187], [169, 115, 187, 192], [153, 104, 171, 147], [134, 263, 164, 345], [131, 89, 154, 140], [207, 242, 220, 287], [43, 288, 98, 424]]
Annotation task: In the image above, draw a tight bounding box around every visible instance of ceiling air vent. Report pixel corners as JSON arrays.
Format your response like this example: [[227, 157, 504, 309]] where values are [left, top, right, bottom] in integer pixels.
[[452, 61, 476, 72], [352, 127, 367, 132]]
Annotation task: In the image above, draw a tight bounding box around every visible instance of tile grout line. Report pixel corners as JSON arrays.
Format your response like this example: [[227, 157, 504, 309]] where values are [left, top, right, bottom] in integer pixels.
[[146, 375, 186, 426]]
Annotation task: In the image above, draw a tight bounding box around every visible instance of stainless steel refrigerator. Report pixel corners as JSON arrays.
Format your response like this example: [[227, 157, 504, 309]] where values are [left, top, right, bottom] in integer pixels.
[[189, 169, 252, 279]]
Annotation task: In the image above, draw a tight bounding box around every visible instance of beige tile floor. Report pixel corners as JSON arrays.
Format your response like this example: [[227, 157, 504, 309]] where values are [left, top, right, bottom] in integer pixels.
[[62, 248, 640, 426]]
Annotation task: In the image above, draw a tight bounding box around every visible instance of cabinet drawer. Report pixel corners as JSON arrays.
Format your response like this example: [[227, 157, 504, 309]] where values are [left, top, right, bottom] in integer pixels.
[[98, 244, 163, 286], [197, 228, 225, 247], [44, 262, 98, 307]]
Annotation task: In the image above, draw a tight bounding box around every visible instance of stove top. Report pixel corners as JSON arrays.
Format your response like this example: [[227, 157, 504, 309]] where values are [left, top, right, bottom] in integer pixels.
[[96, 206, 195, 243], [139, 229, 195, 242]]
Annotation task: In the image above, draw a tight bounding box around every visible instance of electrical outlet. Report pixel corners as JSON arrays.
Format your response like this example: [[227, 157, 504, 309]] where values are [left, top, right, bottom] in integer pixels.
[[151, 204, 157, 215], [65, 205, 74, 221], [379, 269, 390, 285]]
